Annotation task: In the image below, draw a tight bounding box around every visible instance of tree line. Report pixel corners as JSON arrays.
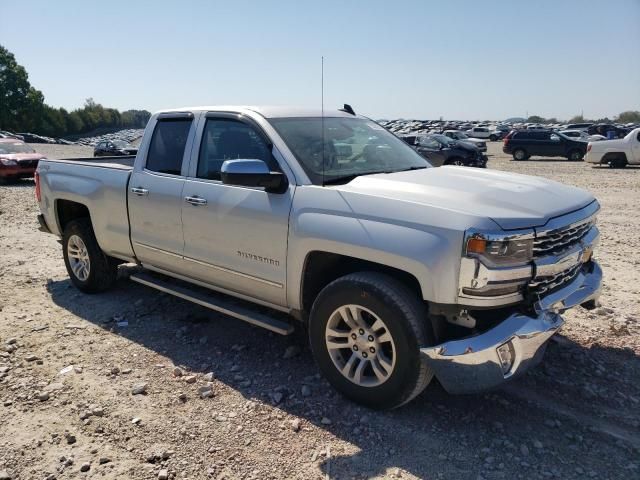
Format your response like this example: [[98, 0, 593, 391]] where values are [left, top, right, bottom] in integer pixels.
[[0, 45, 150, 138], [526, 111, 640, 125]]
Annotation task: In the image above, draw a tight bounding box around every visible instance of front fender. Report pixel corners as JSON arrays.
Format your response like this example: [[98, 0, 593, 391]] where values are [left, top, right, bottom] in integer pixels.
[[286, 191, 466, 309]]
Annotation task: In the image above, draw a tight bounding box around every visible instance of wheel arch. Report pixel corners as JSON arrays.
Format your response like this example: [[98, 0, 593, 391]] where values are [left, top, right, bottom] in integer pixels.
[[55, 199, 92, 234], [601, 151, 628, 164], [298, 251, 425, 320]]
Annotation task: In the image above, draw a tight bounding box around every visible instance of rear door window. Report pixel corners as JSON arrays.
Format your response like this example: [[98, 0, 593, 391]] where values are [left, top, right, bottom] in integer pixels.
[[146, 119, 193, 175]]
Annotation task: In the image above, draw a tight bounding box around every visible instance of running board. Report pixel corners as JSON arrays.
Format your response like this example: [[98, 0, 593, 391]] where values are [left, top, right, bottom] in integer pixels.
[[129, 272, 294, 335]]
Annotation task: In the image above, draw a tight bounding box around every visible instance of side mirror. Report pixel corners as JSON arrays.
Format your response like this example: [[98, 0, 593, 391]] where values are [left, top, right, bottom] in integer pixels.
[[221, 159, 288, 194]]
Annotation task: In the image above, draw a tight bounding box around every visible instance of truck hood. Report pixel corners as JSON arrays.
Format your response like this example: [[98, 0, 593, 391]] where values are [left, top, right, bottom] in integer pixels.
[[335, 166, 595, 230]]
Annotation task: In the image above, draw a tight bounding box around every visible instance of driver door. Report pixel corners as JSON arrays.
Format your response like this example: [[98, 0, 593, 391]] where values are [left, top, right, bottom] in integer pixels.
[[180, 114, 294, 307]]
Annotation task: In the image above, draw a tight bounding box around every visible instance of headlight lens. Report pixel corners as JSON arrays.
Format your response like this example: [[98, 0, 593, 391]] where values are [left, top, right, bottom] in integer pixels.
[[466, 236, 533, 267]]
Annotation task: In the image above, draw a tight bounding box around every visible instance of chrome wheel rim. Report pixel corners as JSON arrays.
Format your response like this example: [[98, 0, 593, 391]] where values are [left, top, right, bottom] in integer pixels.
[[325, 304, 396, 387], [515, 150, 525, 160], [452, 159, 464, 166], [67, 235, 90, 281]]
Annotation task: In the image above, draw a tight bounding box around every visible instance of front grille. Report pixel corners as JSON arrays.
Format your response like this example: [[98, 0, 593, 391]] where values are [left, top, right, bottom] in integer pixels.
[[533, 220, 593, 257], [529, 262, 582, 296]]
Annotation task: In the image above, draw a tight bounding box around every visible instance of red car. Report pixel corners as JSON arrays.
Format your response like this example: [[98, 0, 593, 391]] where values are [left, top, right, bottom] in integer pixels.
[[0, 139, 47, 181]]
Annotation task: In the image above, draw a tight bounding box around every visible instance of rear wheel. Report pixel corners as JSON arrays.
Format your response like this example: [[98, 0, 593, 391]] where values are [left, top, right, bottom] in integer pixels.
[[609, 157, 627, 169], [489, 134, 498, 141], [513, 149, 528, 161], [62, 219, 118, 293], [309, 272, 434, 409]]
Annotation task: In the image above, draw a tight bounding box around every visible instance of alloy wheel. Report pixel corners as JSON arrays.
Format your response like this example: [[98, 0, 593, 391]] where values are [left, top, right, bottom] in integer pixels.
[[324, 304, 396, 387]]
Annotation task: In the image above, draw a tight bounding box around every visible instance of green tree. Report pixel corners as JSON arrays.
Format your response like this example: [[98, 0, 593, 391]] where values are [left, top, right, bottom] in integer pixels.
[[568, 115, 586, 123], [0, 44, 46, 132], [616, 111, 640, 123], [527, 115, 546, 124]]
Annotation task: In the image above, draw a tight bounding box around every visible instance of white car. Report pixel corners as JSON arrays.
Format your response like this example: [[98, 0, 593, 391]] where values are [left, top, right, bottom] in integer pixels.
[[560, 130, 606, 142], [465, 126, 491, 139], [442, 130, 487, 152], [585, 127, 640, 168]]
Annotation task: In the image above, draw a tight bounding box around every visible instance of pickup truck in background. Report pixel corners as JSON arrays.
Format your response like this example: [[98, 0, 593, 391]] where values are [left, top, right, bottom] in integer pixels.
[[36, 106, 602, 409], [585, 128, 640, 168]]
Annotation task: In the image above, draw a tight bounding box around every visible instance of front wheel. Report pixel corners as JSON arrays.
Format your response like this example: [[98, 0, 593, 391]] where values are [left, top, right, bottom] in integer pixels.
[[62, 219, 118, 293], [446, 157, 465, 166], [309, 272, 434, 409], [568, 150, 584, 161], [489, 135, 498, 141]]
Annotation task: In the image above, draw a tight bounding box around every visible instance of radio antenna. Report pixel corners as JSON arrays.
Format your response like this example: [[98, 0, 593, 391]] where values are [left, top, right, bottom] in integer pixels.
[[321, 56, 325, 186]]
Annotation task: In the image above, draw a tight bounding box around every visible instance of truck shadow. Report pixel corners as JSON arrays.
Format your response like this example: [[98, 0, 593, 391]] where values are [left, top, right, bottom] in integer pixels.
[[46, 271, 640, 479]]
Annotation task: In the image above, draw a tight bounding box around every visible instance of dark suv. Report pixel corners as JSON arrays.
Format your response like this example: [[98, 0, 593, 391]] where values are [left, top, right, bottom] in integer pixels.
[[503, 130, 587, 161], [414, 134, 487, 167]]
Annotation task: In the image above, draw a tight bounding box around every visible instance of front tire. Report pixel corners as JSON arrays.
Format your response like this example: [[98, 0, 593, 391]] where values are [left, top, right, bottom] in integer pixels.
[[568, 149, 584, 161], [445, 157, 465, 166], [62, 219, 118, 293], [309, 272, 434, 409]]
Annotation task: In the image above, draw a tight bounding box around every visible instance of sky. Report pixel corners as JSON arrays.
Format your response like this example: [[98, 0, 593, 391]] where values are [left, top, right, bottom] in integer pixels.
[[1, 0, 639, 120]]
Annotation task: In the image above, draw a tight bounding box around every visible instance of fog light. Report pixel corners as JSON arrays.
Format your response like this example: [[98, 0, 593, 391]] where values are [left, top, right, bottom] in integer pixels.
[[496, 341, 515, 375]]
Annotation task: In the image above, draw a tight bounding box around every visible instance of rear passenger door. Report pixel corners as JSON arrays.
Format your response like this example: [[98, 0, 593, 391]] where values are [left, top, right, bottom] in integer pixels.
[[128, 113, 197, 272]]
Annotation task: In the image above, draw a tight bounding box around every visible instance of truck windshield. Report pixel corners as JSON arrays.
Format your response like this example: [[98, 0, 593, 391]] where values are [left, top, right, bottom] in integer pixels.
[[269, 117, 431, 185]]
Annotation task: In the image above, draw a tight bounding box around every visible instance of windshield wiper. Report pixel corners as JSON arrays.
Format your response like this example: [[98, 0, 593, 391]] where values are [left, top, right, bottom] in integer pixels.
[[323, 170, 392, 185], [395, 165, 428, 172]]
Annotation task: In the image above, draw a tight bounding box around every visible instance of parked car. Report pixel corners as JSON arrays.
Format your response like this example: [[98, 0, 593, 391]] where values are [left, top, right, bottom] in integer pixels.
[[442, 130, 487, 152], [559, 130, 606, 142], [587, 124, 629, 139], [0, 139, 46, 181], [585, 127, 640, 168], [488, 129, 506, 141], [36, 105, 601, 409], [503, 130, 587, 161], [94, 139, 138, 157], [566, 123, 593, 132], [415, 134, 487, 167], [465, 126, 491, 139]]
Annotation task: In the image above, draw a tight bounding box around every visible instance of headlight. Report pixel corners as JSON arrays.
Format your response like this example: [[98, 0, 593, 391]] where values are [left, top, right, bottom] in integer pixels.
[[0, 158, 18, 166], [466, 236, 533, 267]]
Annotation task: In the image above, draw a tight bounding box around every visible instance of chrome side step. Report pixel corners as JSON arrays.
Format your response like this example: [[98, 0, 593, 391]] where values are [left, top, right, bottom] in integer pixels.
[[129, 272, 294, 335]]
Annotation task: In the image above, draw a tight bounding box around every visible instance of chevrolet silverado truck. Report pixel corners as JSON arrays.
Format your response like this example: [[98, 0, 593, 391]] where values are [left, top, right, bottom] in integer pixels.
[[585, 127, 640, 168], [36, 106, 602, 409]]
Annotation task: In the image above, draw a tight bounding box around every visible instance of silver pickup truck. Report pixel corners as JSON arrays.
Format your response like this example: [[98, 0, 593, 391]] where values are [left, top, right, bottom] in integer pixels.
[[36, 106, 602, 409]]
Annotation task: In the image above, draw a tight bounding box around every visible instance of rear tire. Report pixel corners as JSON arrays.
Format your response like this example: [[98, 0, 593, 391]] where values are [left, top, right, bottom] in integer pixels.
[[512, 149, 528, 161], [308, 272, 434, 409], [489, 134, 498, 141], [62, 219, 118, 293], [609, 157, 627, 169]]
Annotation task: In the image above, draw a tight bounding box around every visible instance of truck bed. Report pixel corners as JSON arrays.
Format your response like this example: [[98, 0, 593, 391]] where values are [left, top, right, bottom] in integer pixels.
[[45, 155, 135, 170]]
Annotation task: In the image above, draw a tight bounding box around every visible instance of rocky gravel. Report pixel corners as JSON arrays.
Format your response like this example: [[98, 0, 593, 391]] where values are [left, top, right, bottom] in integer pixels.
[[0, 143, 638, 479]]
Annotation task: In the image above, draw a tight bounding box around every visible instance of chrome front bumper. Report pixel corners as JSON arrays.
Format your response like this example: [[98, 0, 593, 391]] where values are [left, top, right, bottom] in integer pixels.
[[421, 261, 602, 394]]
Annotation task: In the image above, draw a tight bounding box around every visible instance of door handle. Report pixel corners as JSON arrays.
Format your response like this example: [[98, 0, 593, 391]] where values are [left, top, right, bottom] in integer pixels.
[[130, 187, 149, 196], [185, 195, 207, 206]]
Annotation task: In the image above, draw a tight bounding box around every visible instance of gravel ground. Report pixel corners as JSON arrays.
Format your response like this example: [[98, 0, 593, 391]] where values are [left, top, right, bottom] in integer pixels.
[[0, 143, 638, 480]]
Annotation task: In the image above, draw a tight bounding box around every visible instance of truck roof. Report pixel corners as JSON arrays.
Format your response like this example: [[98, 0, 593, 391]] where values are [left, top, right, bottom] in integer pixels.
[[155, 105, 361, 119]]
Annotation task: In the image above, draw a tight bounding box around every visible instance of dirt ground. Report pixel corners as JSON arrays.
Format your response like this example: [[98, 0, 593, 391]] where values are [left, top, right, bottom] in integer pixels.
[[0, 142, 638, 480]]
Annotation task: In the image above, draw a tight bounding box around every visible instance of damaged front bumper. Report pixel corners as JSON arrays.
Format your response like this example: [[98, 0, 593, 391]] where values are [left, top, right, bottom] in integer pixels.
[[421, 261, 602, 394]]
